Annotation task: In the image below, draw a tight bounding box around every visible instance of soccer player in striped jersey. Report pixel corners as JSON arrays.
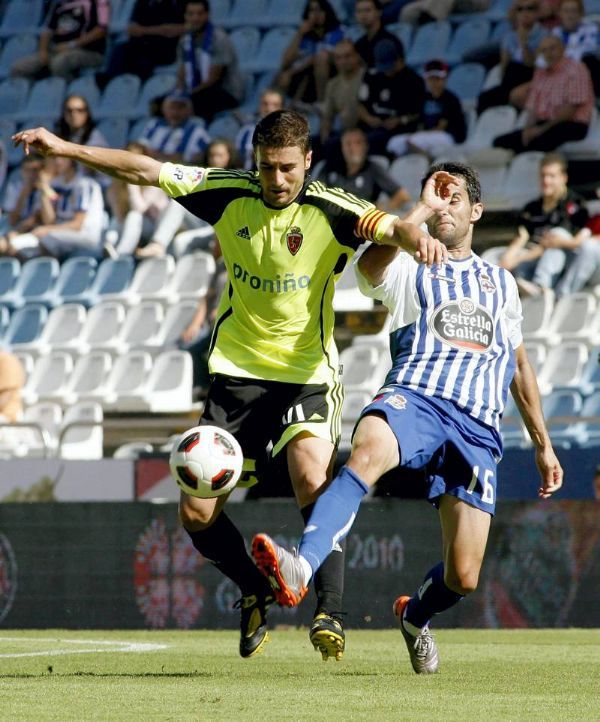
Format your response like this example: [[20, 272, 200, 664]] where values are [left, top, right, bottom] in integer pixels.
[[13, 112, 449, 661], [252, 161, 564, 673]]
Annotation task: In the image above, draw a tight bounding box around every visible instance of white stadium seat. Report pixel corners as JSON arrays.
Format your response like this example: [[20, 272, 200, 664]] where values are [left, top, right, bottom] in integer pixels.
[[58, 401, 104, 459], [536, 342, 588, 396], [63, 351, 113, 405]]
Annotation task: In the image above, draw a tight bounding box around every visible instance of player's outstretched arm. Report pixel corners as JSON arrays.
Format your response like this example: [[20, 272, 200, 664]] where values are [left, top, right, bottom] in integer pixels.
[[12, 127, 162, 186], [510, 344, 564, 498]]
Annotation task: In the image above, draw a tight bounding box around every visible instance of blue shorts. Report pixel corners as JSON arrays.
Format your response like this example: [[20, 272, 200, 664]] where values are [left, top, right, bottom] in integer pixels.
[[360, 386, 502, 515]]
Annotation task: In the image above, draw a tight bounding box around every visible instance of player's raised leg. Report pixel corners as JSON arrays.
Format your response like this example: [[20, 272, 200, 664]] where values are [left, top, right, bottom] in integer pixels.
[[393, 495, 491, 673], [181, 491, 274, 658]]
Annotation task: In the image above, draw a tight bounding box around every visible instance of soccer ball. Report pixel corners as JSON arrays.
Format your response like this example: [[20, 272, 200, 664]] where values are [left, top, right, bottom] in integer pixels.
[[169, 425, 243, 498]]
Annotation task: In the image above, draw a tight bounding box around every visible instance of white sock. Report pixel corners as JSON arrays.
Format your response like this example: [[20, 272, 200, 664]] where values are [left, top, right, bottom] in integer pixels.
[[299, 555, 312, 586]]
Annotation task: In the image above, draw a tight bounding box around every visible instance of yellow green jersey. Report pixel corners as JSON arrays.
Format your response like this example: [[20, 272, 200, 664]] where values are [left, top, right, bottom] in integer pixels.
[[159, 163, 395, 385]]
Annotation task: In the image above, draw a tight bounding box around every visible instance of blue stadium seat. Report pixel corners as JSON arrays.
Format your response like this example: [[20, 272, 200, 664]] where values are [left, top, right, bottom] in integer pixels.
[[245, 27, 298, 73], [207, 114, 241, 141], [580, 348, 600, 397], [0, 0, 44, 38], [83, 257, 135, 308], [483, 0, 513, 21], [221, 0, 269, 29], [128, 116, 151, 142], [501, 393, 530, 448], [447, 62, 486, 103], [134, 73, 178, 117], [542, 389, 585, 447], [211, 0, 232, 25], [445, 18, 491, 65], [109, 0, 138, 34], [264, 0, 305, 27], [0, 77, 30, 119], [578, 392, 600, 447], [387, 22, 413, 54], [490, 18, 512, 43], [406, 20, 452, 68], [14, 76, 66, 124], [0, 257, 20, 297], [37, 257, 99, 308], [0, 34, 38, 79], [0, 303, 10, 340], [1, 257, 59, 311], [230, 27, 262, 62], [3, 302, 48, 347], [95, 74, 141, 120], [96, 117, 129, 149], [585, 0, 600, 11], [66, 76, 102, 114]]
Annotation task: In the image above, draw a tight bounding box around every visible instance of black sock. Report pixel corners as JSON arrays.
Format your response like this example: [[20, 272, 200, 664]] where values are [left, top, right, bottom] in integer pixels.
[[301, 502, 345, 616], [185, 512, 269, 596]]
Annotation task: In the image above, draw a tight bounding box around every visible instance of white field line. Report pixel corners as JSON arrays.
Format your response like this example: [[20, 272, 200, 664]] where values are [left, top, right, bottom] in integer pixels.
[[0, 637, 168, 658]]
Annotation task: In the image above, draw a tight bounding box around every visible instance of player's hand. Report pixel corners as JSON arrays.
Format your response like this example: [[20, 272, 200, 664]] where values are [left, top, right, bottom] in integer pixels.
[[414, 234, 448, 266], [421, 171, 460, 214], [535, 446, 563, 499], [12, 127, 67, 158]]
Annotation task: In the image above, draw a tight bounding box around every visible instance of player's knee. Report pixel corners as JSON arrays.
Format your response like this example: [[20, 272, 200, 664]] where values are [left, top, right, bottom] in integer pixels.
[[179, 500, 218, 531], [348, 442, 388, 483], [444, 567, 479, 596]]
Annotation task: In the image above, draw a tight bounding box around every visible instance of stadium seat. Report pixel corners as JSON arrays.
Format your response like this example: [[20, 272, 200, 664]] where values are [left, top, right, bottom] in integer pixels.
[[14, 76, 66, 123], [446, 62, 486, 104], [19, 303, 86, 357], [580, 347, 600, 397], [62, 351, 112, 405], [501, 394, 531, 449], [537, 342, 588, 396], [95, 74, 141, 120], [3, 303, 48, 350], [340, 343, 388, 394], [79, 301, 127, 355], [0, 0, 44, 38], [333, 262, 374, 312], [22, 350, 74, 405], [229, 27, 262, 62], [477, 164, 509, 205], [220, 0, 269, 28], [103, 350, 153, 410], [155, 300, 198, 350], [0, 257, 20, 297], [66, 75, 101, 114], [389, 154, 429, 204], [112, 441, 154, 459], [210, 0, 231, 24], [387, 22, 413, 54], [109, 0, 138, 34], [340, 389, 372, 450], [0, 34, 37, 79], [461, 105, 517, 150], [542, 389, 585, 447], [264, 0, 304, 27], [142, 349, 194, 413], [1, 257, 59, 310], [95, 117, 129, 149], [47, 257, 98, 308], [119, 301, 165, 354], [166, 251, 216, 304], [13, 350, 34, 379], [405, 21, 452, 68], [245, 27, 297, 74], [445, 19, 491, 65], [521, 290, 555, 341], [559, 108, 600, 161], [546, 292, 597, 346], [483, 0, 513, 21], [0, 303, 10, 340], [102, 256, 175, 306], [79, 256, 135, 307], [207, 113, 241, 141], [523, 341, 547, 376], [134, 73, 178, 117], [58, 401, 104, 459], [22, 401, 63, 455], [485, 151, 544, 211], [0, 77, 30, 119], [578, 392, 600, 446]]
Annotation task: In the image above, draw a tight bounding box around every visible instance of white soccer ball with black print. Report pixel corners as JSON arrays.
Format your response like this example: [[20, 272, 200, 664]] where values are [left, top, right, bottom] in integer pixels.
[[169, 425, 243, 498]]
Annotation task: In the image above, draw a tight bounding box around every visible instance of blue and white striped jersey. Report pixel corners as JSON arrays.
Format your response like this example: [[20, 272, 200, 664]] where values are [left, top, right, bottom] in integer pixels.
[[355, 252, 523, 430], [138, 118, 210, 163]]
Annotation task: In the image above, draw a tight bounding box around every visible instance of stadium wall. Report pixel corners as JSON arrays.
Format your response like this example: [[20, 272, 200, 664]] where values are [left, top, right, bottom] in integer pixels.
[[0, 499, 598, 630]]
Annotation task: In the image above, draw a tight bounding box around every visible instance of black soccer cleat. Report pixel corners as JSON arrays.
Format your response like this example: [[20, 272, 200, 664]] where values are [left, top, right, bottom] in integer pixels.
[[235, 591, 275, 658], [309, 612, 345, 661]]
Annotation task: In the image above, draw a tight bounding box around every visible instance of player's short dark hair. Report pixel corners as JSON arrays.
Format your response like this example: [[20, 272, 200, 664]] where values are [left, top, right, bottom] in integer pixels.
[[252, 110, 311, 154], [541, 152, 568, 173], [357, 0, 383, 9], [422, 161, 482, 205], [186, 0, 209, 10]]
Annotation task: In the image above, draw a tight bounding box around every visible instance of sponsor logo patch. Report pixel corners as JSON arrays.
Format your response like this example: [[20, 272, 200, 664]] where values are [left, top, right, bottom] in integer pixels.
[[430, 298, 494, 352]]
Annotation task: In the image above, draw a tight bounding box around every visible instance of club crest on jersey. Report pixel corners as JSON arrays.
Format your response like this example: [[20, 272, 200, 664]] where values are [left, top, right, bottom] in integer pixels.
[[384, 393, 407, 410], [286, 226, 303, 255], [430, 298, 494, 352], [477, 271, 496, 293]]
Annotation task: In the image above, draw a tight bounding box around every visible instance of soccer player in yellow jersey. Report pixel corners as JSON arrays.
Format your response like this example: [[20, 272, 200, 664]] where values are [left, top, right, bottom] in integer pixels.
[[13, 111, 451, 660]]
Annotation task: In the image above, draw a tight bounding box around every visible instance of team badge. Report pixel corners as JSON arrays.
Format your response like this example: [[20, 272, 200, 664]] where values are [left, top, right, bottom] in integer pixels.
[[478, 271, 496, 293], [286, 226, 303, 255], [384, 393, 407, 410]]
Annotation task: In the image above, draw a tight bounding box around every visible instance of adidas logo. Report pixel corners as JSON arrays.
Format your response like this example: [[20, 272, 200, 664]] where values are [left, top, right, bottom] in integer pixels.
[[236, 226, 251, 240]]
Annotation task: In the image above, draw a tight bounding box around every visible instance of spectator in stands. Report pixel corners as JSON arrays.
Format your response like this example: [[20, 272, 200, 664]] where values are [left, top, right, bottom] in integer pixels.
[[8, 157, 105, 260], [10, 0, 109, 80], [315, 127, 411, 210], [0, 351, 26, 425], [56, 94, 107, 148], [593, 465, 600, 500], [236, 89, 284, 170], [399, 0, 490, 25], [0, 155, 56, 256], [477, 0, 547, 114], [204, 138, 240, 169], [137, 90, 210, 164], [387, 59, 467, 159], [493, 35, 593, 153], [379, 0, 414, 23], [319, 39, 365, 152], [499, 152, 590, 294], [357, 38, 426, 154], [552, 0, 600, 96], [0, 142, 7, 202], [104, 0, 186, 82], [104, 142, 170, 257], [178, 240, 227, 398], [354, 0, 405, 69], [276, 0, 344, 105], [176, 0, 244, 123]]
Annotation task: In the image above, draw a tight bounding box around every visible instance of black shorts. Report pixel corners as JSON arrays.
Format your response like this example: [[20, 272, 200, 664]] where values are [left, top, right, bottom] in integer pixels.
[[199, 374, 342, 487]]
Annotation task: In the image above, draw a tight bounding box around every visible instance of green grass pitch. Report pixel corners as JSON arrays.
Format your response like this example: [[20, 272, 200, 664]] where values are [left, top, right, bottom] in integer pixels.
[[1, 629, 599, 721]]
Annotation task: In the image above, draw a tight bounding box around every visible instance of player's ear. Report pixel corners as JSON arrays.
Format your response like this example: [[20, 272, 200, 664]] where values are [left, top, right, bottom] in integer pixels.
[[470, 202, 483, 223], [305, 150, 312, 171]]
